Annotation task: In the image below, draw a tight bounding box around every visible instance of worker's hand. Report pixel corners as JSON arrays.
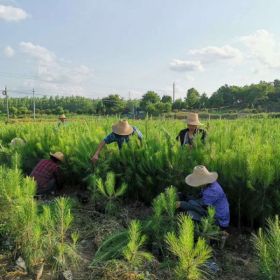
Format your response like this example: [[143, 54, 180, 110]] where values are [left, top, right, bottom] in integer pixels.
[[91, 154, 99, 164]]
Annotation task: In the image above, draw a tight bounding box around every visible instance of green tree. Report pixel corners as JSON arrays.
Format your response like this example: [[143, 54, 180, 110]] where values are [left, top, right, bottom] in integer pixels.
[[140, 91, 161, 111], [172, 99, 185, 110], [102, 95, 126, 115], [185, 88, 200, 109], [199, 93, 209, 109], [161, 95, 172, 103]]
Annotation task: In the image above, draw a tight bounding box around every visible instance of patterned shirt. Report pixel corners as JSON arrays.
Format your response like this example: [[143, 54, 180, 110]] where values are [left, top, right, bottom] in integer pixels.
[[30, 159, 59, 188], [103, 126, 143, 149], [202, 181, 230, 227]]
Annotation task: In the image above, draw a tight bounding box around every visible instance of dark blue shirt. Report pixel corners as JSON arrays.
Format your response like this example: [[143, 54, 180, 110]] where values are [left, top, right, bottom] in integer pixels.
[[202, 181, 230, 227], [103, 126, 143, 149]]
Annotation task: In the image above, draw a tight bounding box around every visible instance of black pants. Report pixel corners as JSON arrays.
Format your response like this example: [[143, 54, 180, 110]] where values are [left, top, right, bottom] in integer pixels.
[[37, 179, 56, 195]]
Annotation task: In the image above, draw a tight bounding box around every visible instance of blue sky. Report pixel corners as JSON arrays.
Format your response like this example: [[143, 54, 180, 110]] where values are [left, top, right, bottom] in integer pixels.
[[1, 0, 280, 99]]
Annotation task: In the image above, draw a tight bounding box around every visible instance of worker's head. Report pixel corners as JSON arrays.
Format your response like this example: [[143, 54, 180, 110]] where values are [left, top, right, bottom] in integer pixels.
[[187, 113, 202, 132], [50, 152, 64, 164], [185, 165, 218, 187], [58, 114, 66, 122], [112, 120, 133, 136]]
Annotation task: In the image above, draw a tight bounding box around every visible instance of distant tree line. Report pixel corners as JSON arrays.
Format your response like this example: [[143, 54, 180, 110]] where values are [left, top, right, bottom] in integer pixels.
[[2, 79, 280, 117]]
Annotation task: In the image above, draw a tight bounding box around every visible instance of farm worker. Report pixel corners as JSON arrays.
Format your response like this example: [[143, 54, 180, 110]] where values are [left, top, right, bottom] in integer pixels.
[[91, 120, 143, 163], [176, 112, 206, 148], [30, 152, 64, 195], [177, 165, 230, 230], [57, 114, 67, 127]]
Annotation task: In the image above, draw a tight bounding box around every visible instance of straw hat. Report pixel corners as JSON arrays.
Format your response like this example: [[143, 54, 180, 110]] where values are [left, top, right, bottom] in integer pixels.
[[185, 165, 218, 187], [112, 120, 133, 136], [10, 137, 25, 147], [187, 112, 202, 126], [50, 152, 64, 162], [59, 114, 66, 119]]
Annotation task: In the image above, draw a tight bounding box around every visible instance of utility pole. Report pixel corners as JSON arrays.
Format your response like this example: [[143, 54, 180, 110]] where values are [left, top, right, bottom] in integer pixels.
[[2, 86, 9, 120], [32, 88, 36, 120], [173, 82, 175, 103]]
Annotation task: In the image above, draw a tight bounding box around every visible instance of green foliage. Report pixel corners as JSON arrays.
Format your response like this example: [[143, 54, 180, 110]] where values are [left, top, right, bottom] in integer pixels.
[[0, 117, 279, 227], [165, 215, 212, 280], [186, 88, 200, 109], [123, 220, 153, 268], [197, 207, 220, 243], [95, 171, 128, 214], [51, 198, 80, 272], [0, 166, 79, 273], [252, 215, 280, 279], [92, 231, 129, 265]]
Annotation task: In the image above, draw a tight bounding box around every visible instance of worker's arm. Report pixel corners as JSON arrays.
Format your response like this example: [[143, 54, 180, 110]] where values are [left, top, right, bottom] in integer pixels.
[[91, 140, 106, 163], [133, 126, 143, 144]]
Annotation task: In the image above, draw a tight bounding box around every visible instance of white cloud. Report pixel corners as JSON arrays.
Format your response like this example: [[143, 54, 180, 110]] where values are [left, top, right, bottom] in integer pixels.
[[170, 59, 204, 72], [240, 29, 280, 69], [188, 45, 243, 64], [185, 75, 194, 82], [3, 45, 14, 57], [19, 41, 93, 95], [0, 5, 28, 21]]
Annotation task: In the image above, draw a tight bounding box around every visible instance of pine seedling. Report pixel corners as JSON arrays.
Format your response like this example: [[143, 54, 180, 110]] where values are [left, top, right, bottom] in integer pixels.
[[123, 220, 153, 268], [252, 215, 280, 280], [165, 214, 212, 280], [151, 186, 178, 235], [51, 197, 80, 273], [96, 172, 128, 214], [197, 207, 220, 243]]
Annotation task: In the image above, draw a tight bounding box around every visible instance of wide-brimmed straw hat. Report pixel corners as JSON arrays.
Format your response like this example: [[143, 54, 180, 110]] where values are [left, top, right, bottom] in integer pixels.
[[112, 120, 133, 136], [10, 137, 25, 147], [187, 112, 202, 126], [50, 152, 64, 162], [59, 114, 66, 119], [185, 165, 218, 187]]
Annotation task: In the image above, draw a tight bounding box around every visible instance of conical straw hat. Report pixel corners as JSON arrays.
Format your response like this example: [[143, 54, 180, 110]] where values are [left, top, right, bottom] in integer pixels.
[[187, 112, 202, 126], [50, 152, 64, 162], [185, 165, 218, 187], [59, 114, 66, 119], [112, 120, 134, 136]]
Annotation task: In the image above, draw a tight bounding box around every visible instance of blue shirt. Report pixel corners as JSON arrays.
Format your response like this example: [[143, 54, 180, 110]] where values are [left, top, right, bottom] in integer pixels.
[[103, 126, 143, 149], [202, 181, 230, 227]]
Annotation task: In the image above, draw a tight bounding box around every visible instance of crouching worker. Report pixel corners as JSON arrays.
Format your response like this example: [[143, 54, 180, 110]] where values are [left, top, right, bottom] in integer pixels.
[[177, 165, 230, 230], [91, 120, 143, 163], [30, 152, 64, 195]]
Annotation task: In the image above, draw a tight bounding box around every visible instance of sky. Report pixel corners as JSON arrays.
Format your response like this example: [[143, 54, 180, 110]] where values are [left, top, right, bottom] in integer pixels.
[[1, 0, 280, 99]]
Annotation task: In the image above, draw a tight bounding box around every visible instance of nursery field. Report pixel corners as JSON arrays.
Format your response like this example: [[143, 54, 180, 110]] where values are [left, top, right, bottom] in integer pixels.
[[0, 116, 280, 279]]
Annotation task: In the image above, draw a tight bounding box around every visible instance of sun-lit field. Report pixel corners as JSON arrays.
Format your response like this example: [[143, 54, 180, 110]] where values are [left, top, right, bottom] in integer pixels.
[[0, 117, 280, 279]]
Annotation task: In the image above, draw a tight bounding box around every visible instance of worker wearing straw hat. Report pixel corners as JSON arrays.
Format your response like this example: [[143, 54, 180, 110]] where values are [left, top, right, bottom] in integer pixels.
[[30, 152, 64, 195], [57, 114, 67, 128], [91, 120, 143, 163], [177, 165, 230, 229], [176, 112, 206, 147]]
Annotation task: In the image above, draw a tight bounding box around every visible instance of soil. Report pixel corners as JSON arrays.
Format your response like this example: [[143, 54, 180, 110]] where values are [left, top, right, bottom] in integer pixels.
[[0, 191, 258, 280]]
